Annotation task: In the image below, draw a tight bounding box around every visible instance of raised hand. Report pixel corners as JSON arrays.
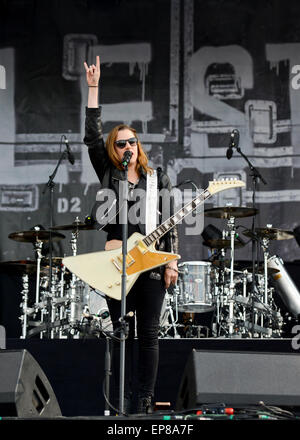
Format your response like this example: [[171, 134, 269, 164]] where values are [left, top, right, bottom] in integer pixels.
[[84, 55, 100, 86]]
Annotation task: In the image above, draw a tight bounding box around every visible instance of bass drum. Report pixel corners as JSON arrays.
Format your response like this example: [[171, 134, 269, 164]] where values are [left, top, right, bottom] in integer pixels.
[[177, 261, 215, 313]]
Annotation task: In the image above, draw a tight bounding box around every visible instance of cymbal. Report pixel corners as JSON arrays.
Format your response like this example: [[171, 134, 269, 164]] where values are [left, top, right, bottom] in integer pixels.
[[0, 260, 49, 275], [203, 239, 245, 249], [204, 207, 258, 219], [50, 222, 96, 231], [243, 228, 294, 241], [8, 230, 65, 243]]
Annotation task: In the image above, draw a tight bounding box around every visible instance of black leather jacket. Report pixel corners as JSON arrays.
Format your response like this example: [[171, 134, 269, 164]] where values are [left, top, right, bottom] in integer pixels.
[[84, 106, 179, 254]]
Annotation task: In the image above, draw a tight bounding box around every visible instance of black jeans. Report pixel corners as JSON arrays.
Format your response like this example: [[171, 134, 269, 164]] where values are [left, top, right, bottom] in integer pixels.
[[106, 270, 165, 398]]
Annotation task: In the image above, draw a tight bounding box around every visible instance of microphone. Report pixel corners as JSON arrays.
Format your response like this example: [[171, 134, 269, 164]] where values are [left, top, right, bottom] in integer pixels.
[[119, 311, 134, 322], [121, 150, 132, 167], [64, 137, 75, 165], [226, 129, 239, 160]]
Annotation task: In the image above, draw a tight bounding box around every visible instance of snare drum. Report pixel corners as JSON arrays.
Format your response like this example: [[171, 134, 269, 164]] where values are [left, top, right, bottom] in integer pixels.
[[177, 261, 214, 313]]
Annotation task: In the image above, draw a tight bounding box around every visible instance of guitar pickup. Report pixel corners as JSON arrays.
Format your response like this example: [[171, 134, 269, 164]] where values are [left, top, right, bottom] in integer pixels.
[[136, 240, 149, 255], [111, 259, 122, 272], [117, 253, 135, 267]]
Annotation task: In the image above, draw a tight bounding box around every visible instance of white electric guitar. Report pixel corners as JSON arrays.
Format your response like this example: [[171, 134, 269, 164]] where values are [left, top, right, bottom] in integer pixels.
[[63, 179, 245, 300]]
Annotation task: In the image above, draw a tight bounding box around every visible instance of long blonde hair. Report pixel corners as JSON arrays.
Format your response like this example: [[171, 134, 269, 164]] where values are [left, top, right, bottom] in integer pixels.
[[105, 124, 153, 175]]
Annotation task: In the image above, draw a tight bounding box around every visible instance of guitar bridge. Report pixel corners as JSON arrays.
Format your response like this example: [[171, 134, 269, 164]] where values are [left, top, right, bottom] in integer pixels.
[[112, 252, 135, 273]]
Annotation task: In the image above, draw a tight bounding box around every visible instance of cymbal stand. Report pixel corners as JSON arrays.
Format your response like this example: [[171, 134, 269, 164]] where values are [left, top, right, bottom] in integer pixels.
[[260, 234, 271, 332], [20, 273, 29, 339], [213, 246, 226, 334], [227, 216, 237, 337], [69, 220, 81, 336], [220, 245, 227, 313], [240, 269, 248, 329], [33, 237, 44, 338], [50, 268, 60, 339], [261, 236, 270, 306], [59, 263, 67, 339], [33, 238, 43, 309]]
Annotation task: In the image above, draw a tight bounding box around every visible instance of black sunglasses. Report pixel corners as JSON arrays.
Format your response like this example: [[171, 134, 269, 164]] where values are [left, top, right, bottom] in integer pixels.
[[114, 137, 138, 149]]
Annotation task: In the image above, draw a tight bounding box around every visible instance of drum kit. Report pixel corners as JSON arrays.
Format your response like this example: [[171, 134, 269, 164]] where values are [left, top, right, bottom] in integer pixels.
[[1, 218, 112, 339], [159, 206, 300, 339], [1, 206, 299, 340]]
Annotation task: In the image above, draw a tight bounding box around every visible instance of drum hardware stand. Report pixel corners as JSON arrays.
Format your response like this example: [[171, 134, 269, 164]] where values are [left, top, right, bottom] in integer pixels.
[[59, 262, 67, 339], [214, 246, 227, 333], [68, 218, 81, 337], [39, 288, 50, 340], [32, 236, 45, 339], [241, 270, 248, 326], [20, 273, 29, 339], [260, 232, 271, 332], [33, 237, 43, 312], [159, 289, 181, 339], [227, 216, 237, 337], [246, 229, 276, 338], [50, 271, 60, 339], [36, 267, 60, 339]]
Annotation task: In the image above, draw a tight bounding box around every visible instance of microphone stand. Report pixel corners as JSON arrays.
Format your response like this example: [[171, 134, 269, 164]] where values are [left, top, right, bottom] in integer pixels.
[[100, 322, 130, 416], [104, 333, 112, 416], [42, 141, 69, 338], [118, 161, 130, 415], [234, 144, 267, 336]]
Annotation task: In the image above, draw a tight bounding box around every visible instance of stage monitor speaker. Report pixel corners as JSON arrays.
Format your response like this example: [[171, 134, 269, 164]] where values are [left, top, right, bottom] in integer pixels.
[[176, 349, 300, 410], [0, 349, 62, 417]]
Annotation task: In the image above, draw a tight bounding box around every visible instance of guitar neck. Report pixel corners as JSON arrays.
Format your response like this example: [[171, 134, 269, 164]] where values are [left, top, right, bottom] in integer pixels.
[[143, 188, 211, 247]]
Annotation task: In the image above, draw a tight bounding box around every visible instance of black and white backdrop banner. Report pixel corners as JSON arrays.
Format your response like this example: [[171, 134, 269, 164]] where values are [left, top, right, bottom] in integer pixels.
[[0, 0, 300, 264]]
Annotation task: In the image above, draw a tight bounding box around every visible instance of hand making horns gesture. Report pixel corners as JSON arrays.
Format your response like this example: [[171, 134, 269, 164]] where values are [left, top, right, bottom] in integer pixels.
[[84, 55, 100, 87]]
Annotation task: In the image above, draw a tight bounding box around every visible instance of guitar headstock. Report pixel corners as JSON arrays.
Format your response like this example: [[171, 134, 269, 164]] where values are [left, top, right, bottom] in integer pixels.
[[207, 178, 245, 195]]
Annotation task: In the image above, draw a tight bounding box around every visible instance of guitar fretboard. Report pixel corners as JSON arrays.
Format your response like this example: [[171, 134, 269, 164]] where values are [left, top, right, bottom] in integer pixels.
[[143, 188, 211, 247]]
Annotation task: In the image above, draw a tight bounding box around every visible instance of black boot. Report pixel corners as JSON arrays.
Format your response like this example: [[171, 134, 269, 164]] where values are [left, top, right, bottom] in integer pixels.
[[136, 394, 153, 414]]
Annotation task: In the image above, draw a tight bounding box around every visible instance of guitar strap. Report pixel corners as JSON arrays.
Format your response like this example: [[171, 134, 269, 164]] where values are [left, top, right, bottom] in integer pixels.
[[145, 170, 158, 235]]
